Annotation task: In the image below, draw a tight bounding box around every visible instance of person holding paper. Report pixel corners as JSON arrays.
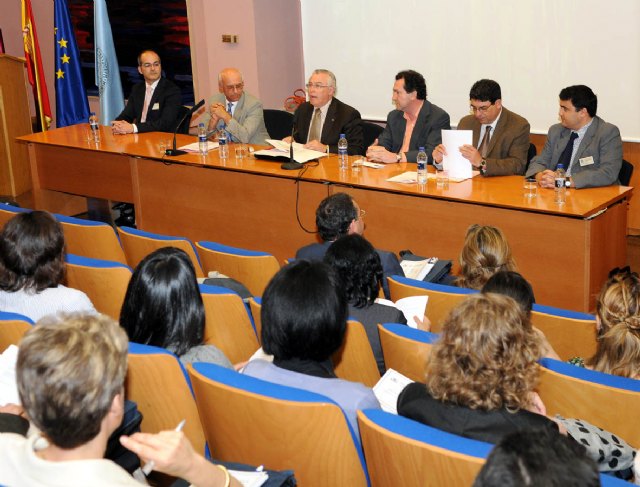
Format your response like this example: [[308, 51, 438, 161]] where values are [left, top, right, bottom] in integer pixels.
[[366, 70, 450, 163], [284, 69, 363, 155], [525, 85, 623, 189], [432, 79, 530, 176], [198, 67, 270, 145]]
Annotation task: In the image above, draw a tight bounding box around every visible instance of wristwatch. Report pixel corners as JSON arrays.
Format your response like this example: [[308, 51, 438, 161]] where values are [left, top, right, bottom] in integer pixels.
[[479, 159, 487, 175]]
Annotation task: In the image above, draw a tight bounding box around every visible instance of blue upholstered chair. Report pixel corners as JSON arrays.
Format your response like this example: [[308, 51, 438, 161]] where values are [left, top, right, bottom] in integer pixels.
[[0, 203, 31, 229], [531, 304, 597, 361], [378, 323, 439, 382], [0, 311, 34, 352], [55, 213, 126, 264], [187, 362, 369, 487]]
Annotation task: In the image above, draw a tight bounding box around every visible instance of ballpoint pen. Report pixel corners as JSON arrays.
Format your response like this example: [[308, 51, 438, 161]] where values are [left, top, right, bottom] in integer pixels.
[[142, 418, 186, 476]]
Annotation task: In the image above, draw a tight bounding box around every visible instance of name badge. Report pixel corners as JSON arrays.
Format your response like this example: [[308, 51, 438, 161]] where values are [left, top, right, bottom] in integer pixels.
[[579, 156, 595, 166], [152, 102, 160, 110]]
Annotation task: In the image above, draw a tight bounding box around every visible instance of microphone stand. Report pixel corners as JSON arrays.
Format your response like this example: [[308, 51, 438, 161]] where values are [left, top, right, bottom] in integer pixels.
[[281, 122, 303, 170], [165, 99, 205, 156]]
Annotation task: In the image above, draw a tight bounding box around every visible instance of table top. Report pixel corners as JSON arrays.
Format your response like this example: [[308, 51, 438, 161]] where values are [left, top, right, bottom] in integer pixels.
[[19, 125, 632, 218]]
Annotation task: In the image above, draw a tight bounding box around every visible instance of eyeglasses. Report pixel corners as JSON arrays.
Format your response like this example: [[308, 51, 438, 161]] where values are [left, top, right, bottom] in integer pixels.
[[305, 83, 331, 90], [141, 62, 161, 69], [224, 83, 244, 92], [469, 103, 494, 114]]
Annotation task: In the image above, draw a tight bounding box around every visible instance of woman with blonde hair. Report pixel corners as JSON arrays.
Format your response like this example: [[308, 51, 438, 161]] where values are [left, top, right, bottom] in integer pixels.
[[455, 224, 516, 290]]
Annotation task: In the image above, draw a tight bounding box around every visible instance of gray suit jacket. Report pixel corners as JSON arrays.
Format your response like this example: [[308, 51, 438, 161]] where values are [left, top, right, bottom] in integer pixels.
[[201, 92, 270, 144], [377, 100, 450, 162], [526, 116, 623, 188], [457, 107, 530, 176]]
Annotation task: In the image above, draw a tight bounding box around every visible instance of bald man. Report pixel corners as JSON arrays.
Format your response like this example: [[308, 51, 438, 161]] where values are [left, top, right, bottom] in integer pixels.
[[200, 68, 270, 144]]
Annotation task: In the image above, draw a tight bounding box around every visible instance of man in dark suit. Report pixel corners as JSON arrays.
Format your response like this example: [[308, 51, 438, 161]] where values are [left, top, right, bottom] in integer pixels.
[[111, 50, 182, 134], [296, 192, 404, 298], [367, 70, 450, 163], [284, 69, 363, 155], [432, 79, 530, 176]]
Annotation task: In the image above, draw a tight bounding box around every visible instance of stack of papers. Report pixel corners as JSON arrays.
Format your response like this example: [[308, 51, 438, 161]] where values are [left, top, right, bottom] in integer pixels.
[[0, 345, 20, 406], [373, 369, 414, 414], [229, 469, 269, 487], [178, 141, 220, 152], [254, 139, 327, 163]]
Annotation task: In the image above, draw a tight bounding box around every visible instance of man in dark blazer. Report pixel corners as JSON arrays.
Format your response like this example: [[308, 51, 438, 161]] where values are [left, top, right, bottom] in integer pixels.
[[432, 79, 530, 176], [367, 70, 450, 163], [284, 69, 363, 155], [295, 192, 404, 298], [526, 85, 622, 189], [112, 50, 182, 134]]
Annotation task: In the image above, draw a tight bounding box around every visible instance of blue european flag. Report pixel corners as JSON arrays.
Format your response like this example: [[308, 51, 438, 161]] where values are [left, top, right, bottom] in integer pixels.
[[94, 0, 124, 126], [54, 0, 90, 128]]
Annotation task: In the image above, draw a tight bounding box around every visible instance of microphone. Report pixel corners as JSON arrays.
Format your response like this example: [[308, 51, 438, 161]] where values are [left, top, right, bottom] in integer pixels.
[[165, 99, 205, 156], [281, 121, 303, 170]]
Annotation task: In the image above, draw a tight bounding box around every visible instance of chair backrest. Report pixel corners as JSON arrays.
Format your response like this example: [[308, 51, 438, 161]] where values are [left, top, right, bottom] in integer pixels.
[[0, 203, 30, 229], [619, 159, 634, 186], [55, 213, 127, 264], [362, 121, 384, 151], [199, 284, 259, 363], [531, 304, 597, 361], [0, 311, 34, 352], [65, 254, 132, 320], [537, 358, 640, 448], [176, 105, 192, 135], [196, 241, 280, 296], [388, 276, 477, 332], [526, 142, 537, 166], [378, 323, 437, 382], [117, 226, 204, 277], [263, 109, 294, 140], [248, 296, 262, 343], [332, 320, 381, 387], [127, 342, 206, 454], [188, 362, 369, 487], [358, 409, 491, 487]]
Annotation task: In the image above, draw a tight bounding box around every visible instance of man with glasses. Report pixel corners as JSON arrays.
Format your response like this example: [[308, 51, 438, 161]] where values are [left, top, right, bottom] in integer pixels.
[[199, 67, 270, 144], [432, 79, 530, 176], [367, 70, 450, 163], [284, 69, 363, 155], [112, 50, 182, 134]]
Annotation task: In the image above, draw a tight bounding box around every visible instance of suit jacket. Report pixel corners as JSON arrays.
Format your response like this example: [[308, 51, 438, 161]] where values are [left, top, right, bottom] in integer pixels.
[[526, 116, 623, 188], [200, 92, 270, 144], [115, 78, 182, 133], [457, 107, 530, 176], [378, 100, 451, 162], [295, 240, 404, 299], [293, 98, 364, 155]]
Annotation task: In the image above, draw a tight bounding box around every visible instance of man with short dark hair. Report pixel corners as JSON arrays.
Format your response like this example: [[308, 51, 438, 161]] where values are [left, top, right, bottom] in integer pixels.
[[432, 79, 530, 176], [526, 84, 623, 188], [367, 70, 450, 163], [295, 192, 403, 298]]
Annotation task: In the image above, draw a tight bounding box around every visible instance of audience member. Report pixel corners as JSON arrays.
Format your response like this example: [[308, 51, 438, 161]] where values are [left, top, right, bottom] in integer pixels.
[[285, 69, 363, 155], [120, 247, 232, 368], [366, 70, 450, 163], [199, 67, 270, 144], [242, 260, 380, 436], [432, 79, 530, 176], [324, 234, 407, 374], [295, 192, 404, 298], [526, 85, 623, 189], [455, 224, 516, 290], [0, 210, 95, 321], [112, 50, 182, 134]]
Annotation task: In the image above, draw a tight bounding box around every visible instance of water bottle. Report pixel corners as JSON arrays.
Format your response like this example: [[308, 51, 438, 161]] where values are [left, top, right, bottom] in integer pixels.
[[554, 163, 566, 204], [417, 146, 427, 185], [88, 112, 100, 143], [198, 123, 208, 155], [338, 133, 348, 170], [218, 129, 228, 159]]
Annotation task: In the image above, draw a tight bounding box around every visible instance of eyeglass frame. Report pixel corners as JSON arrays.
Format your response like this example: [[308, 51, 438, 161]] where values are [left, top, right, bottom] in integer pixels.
[[305, 83, 332, 90], [469, 102, 494, 114]]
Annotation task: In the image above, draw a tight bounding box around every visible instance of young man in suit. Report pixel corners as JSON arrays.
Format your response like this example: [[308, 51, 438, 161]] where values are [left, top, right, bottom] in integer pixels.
[[284, 69, 364, 155], [111, 50, 182, 134], [367, 70, 450, 163], [526, 85, 623, 189], [199, 67, 270, 144], [432, 79, 530, 176]]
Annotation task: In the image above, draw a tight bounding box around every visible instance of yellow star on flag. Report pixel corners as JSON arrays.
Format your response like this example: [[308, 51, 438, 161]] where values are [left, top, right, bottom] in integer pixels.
[[56, 69, 65, 79], [57, 38, 68, 48], [61, 54, 70, 64]]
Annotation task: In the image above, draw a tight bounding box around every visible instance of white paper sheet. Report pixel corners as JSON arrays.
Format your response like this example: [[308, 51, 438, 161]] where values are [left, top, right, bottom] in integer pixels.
[[442, 129, 473, 179]]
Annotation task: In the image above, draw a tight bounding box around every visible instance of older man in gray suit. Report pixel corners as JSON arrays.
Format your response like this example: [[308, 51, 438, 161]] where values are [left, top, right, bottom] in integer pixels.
[[526, 85, 623, 189], [200, 67, 270, 144]]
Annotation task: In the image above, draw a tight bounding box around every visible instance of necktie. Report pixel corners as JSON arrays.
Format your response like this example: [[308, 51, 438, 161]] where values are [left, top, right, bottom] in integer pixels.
[[556, 131, 579, 170], [308, 108, 321, 143], [479, 126, 492, 158], [141, 85, 153, 123], [227, 101, 233, 116]]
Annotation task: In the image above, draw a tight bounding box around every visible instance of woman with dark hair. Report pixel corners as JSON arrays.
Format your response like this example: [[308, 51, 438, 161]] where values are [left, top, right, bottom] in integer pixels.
[[0, 211, 95, 321], [324, 234, 406, 374], [242, 260, 380, 435], [120, 247, 231, 367]]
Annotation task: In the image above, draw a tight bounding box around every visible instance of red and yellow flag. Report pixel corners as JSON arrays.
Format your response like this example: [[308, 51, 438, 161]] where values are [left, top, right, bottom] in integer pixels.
[[21, 0, 52, 131]]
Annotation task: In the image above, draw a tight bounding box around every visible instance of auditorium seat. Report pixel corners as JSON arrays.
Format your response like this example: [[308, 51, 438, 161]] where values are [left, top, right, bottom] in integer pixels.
[[247, 296, 262, 343], [55, 213, 126, 264], [378, 323, 437, 382], [362, 121, 384, 150], [0, 203, 30, 229], [531, 304, 597, 361], [263, 109, 293, 140], [0, 311, 33, 352], [332, 320, 381, 387]]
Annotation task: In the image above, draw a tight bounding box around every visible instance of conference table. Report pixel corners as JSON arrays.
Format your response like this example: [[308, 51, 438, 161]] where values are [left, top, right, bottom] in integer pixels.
[[18, 125, 632, 312]]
